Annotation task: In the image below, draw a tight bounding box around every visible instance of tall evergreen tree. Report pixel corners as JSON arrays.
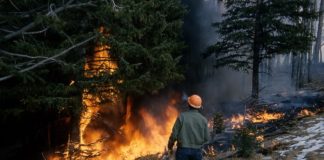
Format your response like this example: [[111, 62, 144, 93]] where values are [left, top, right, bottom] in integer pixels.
[[205, 0, 316, 100]]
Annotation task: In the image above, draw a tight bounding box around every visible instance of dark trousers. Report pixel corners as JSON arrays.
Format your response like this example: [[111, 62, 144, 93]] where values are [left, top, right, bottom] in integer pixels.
[[176, 147, 202, 160]]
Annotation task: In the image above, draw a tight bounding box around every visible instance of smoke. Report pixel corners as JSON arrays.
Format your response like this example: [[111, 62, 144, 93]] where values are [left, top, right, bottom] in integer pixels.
[[181, 0, 251, 115], [181, 0, 313, 116]]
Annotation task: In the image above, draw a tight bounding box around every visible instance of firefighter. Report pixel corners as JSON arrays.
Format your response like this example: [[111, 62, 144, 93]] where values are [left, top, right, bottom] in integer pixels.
[[168, 94, 210, 160]]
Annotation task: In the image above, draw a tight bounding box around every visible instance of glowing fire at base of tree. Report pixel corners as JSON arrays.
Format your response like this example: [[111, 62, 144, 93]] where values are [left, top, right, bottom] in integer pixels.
[[75, 96, 179, 160], [101, 99, 179, 159]]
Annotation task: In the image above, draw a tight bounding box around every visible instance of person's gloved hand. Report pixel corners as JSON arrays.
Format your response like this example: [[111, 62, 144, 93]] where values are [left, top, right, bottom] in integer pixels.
[[168, 139, 175, 151]]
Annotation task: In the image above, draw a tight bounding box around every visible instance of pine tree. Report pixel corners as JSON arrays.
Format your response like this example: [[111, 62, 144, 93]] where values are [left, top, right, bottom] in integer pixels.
[[0, 0, 186, 114], [212, 112, 225, 135], [0, 0, 186, 158], [205, 0, 317, 100]]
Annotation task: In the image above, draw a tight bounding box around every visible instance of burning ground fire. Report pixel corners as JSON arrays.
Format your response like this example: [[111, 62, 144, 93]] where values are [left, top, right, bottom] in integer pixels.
[[223, 110, 285, 129], [247, 110, 284, 124], [298, 109, 316, 117]]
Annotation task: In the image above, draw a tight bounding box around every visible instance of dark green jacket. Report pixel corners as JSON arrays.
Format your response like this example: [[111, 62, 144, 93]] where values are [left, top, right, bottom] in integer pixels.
[[168, 109, 210, 149]]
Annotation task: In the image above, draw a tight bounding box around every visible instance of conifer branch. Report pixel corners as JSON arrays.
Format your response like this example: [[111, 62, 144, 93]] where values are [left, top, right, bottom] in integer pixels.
[[0, 35, 97, 82], [1, 1, 96, 42]]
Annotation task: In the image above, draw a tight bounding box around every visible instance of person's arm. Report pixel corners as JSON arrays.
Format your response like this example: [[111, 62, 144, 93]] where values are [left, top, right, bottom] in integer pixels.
[[168, 116, 181, 150]]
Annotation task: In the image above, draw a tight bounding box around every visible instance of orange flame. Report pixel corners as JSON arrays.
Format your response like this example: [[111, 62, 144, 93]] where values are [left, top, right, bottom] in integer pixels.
[[256, 135, 264, 142], [298, 109, 315, 117], [225, 110, 285, 129], [203, 145, 217, 157], [247, 111, 284, 123], [78, 26, 118, 158], [229, 114, 246, 129], [102, 99, 179, 159]]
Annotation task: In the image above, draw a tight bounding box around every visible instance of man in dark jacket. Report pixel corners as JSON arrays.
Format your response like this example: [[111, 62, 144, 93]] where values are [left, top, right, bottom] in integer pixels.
[[168, 94, 210, 160]]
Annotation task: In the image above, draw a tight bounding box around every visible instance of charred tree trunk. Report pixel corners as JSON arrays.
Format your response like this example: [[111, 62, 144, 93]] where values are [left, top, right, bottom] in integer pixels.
[[252, 0, 263, 100], [313, 0, 324, 64]]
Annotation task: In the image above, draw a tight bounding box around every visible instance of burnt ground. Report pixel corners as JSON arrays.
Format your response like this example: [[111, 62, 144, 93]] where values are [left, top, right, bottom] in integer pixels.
[[265, 113, 324, 160], [207, 113, 324, 160]]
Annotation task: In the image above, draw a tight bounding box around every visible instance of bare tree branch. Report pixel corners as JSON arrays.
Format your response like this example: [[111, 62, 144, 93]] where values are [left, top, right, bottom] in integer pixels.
[[1, 26, 49, 35], [0, 28, 14, 33], [23, 27, 49, 35], [0, 49, 67, 67], [0, 35, 97, 82], [0, 1, 96, 42], [105, 0, 122, 11], [14, 60, 35, 69], [0, 49, 52, 60], [61, 31, 74, 45], [9, 0, 20, 11]]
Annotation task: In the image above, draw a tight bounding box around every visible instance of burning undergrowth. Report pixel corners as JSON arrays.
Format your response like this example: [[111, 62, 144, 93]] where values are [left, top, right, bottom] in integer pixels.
[[204, 95, 324, 159]]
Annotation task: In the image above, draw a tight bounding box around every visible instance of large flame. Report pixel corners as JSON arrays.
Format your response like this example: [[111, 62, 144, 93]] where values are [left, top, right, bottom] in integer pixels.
[[80, 26, 118, 151], [78, 26, 180, 159], [78, 95, 179, 160], [102, 98, 179, 159]]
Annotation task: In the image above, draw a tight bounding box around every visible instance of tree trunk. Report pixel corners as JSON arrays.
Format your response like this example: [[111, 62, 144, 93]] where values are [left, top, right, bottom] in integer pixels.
[[291, 52, 297, 80], [252, 52, 260, 100], [298, 53, 304, 88], [320, 49, 323, 63], [308, 0, 316, 82], [252, 0, 263, 100], [313, 0, 324, 64], [308, 48, 312, 82]]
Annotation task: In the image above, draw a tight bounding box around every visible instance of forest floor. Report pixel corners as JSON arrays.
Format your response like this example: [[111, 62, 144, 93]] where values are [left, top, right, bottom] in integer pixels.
[[217, 112, 324, 160], [263, 113, 324, 160]]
